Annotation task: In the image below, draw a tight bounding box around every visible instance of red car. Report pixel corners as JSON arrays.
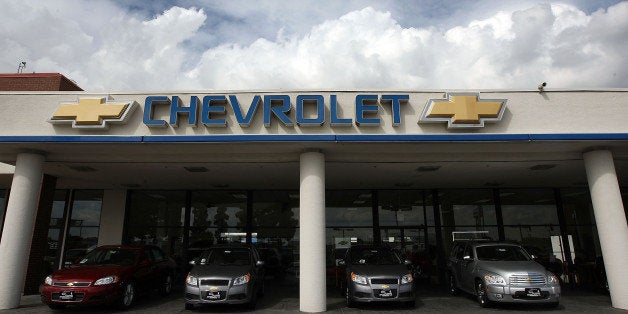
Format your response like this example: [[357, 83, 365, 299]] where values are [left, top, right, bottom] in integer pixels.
[[40, 245, 177, 310]]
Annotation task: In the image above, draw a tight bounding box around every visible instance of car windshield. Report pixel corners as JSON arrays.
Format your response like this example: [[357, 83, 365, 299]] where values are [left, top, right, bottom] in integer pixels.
[[78, 248, 139, 266], [348, 247, 402, 265], [200, 248, 251, 266], [476, 245, 531, 261]]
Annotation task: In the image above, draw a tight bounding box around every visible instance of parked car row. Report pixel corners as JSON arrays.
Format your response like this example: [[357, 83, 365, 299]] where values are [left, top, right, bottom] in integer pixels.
[[40, 241, 563, 311]]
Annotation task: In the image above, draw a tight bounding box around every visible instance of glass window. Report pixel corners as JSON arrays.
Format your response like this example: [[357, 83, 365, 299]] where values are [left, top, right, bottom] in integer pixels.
[[128, 191, 186, 227], [326, 190, 372, 227], [439, 189, 497, 226], [253, 190, 299, 228], [190, 191, 247, 228], [65, 190, 103, 252], [500, 189, 559, 225], [561, 188, 600, 264], [379, 190, 425, 226], [45, 190, 68, 270]]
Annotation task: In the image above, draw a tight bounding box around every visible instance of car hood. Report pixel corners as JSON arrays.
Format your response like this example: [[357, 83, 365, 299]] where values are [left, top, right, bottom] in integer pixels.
[[190, 265, 253, 278], [478, 261, 549, 276], [52, 265, 133, 281], [348, 264, 411, 277]]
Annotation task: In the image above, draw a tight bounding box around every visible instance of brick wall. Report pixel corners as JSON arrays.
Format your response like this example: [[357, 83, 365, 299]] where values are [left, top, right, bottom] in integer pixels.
[[0, 73, 83, 91]]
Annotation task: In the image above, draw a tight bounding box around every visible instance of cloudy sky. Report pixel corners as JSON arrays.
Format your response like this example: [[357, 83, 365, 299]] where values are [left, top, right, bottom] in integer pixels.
[[1, 0, 627, 91]]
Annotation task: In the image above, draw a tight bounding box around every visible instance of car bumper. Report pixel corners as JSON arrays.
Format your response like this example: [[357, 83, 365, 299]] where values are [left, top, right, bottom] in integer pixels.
[[485, 284, 561, 303], [185, 282, 254, 305], [40, 284, 123, 306], [349, 282, 415, 303]]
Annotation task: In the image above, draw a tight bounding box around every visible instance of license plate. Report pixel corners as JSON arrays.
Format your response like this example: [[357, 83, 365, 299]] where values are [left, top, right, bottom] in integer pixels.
[[60, 291, 74, 300], [526, 288, 541, 297], [206, 291, 221, 300], [379, 289, 393, 298]]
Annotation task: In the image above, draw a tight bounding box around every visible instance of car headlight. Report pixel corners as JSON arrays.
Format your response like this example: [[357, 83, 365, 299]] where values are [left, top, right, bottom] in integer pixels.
[[44, 275, 53, 286], [186, 274, 198, 286], [484, 274, 506, 285], [401, 273, 414, 284], [548, 275, 559, 284], [233, 273, 251, 286], [350, 272, 367, 285], [94, 275, 119, 286]]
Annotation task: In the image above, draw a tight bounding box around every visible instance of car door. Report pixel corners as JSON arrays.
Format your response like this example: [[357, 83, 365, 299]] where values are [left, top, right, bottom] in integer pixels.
[[460, 244, 476, 292], [449, 243, 464, 286], [134, 248, 157, 293]]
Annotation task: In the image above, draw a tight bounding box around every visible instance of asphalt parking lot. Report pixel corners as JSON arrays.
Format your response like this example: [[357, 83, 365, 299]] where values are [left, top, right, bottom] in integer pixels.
[[3, 278, 627, 313]]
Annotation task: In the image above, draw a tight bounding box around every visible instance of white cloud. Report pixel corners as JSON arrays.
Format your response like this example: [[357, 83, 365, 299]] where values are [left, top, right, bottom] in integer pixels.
[[0, 1, 627, 90]]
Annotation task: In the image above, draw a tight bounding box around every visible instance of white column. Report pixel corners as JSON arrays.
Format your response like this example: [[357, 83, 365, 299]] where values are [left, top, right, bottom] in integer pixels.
[[98, 189, 127, 246], [0, 153, 45, 309], [583, 149, 628, 310], [299, 150, 326, 312]]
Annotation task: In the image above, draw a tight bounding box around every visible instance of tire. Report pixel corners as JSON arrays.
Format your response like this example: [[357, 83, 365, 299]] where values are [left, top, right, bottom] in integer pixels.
[[47, 304, 66, 310], [346, 285, 356, 308], [160, 274, 173, 296], [476, 280, 491, 308], [117, 282, 136, 309], [448, 273, 459, 296], [185, 302, 194, 310]]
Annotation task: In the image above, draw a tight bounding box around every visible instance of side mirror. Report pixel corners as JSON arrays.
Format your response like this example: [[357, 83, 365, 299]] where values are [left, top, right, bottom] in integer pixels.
[[463, 255, 473, 262]]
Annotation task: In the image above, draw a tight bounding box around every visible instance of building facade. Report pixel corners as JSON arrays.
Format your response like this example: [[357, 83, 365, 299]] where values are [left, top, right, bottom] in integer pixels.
[[0, 88, 627, 311]]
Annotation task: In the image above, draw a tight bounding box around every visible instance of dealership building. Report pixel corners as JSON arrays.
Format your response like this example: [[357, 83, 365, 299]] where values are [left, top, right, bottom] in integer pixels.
[[0, 73, 627, 311]]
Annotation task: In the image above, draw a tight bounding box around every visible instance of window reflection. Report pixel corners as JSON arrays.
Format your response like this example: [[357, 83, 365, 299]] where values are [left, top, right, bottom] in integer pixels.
[[190, 191, 246, 227], [379, 190, 425, 226], [64, 190, 103, 253], [326, 190, 372, 227]]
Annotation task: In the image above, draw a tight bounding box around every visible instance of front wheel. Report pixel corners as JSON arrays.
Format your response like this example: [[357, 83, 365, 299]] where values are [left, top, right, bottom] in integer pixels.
[[117, 282, 136, 309], [476, 280, 491, 308]]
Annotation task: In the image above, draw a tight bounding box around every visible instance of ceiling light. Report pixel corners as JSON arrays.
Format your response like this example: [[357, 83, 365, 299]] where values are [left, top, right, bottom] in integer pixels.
[[528, 164, 557, 171], [67, 165, 97, 172], [184, 166, 208, 173], [416, 166, 440, 172]]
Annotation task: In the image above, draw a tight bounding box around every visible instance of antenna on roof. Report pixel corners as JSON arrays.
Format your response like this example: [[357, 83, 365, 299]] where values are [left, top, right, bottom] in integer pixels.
[[17, 62, 26, 73]]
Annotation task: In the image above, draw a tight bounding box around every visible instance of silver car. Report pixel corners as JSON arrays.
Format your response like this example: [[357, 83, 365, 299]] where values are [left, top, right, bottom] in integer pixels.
[[447, 241, 560, 308], [339, 245, 416, 308], [184, 246, 265, 310]]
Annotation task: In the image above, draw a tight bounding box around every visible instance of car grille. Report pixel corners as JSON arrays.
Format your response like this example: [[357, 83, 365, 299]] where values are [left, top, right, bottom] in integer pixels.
[[53, 282, 91, 287], [200, 279, 230, 286], [370, 278, 398, 284], [510, 273, 546, 285]]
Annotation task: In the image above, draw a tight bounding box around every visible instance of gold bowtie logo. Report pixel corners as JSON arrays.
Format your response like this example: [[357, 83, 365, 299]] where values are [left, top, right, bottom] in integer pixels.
[[420, 92, 507, 128], [49, 97, 136, 129]]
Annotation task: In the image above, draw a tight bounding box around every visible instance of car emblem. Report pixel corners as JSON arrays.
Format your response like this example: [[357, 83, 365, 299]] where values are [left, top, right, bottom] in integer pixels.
[[382, 284, 389, 289], [67, 282, 74, 286], [419, 92, 507, 128], [525, 277, 532, 282], [210, 286, 218, 291], [49, 96, 137, 129]]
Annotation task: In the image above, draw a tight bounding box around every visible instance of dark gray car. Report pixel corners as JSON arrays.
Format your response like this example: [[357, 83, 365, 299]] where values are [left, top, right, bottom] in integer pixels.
[[447, 241, 560, 308], [184, 246, 265, 310], [339, 245, 416, 307]]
